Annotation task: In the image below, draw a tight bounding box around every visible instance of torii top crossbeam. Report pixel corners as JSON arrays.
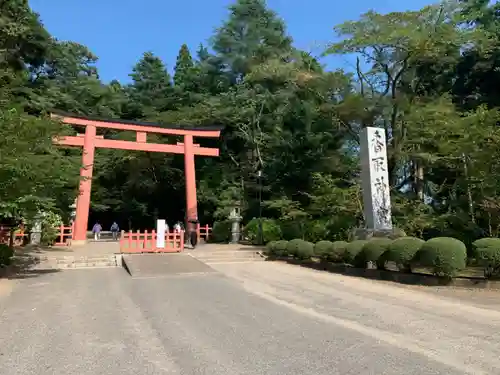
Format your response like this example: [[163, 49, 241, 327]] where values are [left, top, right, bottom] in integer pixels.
[[51, 112, 223, 245]]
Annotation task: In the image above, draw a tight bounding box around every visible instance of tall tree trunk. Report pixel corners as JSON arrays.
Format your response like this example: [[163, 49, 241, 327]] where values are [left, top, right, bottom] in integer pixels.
[[414, 160, 424, 201], [462, 153, 475, 224]]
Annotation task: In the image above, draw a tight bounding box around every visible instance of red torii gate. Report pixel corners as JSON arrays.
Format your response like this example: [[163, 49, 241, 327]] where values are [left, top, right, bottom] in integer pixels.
[[51, 112, 222, 245]]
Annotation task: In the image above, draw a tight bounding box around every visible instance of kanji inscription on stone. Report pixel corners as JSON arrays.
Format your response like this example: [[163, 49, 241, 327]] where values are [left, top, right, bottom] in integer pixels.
[[360, 127, 392, 230]]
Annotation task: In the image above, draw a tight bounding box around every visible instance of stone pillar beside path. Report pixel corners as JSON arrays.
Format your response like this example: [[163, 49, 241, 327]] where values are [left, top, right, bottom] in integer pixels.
[[355, 127, 399, 240]]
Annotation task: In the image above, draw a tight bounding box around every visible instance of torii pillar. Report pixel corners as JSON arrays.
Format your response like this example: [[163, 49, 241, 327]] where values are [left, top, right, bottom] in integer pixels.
[[73, 124, 96, 243], [52, 113, 222, 245], [183, 134, 197, 232]]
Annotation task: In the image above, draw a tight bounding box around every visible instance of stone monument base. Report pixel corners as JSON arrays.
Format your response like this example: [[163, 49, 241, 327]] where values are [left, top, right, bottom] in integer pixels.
[[29, 232, 41, 246], [350, 227, 406, 241]]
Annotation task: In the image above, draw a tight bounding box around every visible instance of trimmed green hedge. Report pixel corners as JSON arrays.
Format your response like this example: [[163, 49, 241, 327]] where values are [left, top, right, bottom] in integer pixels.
[[386, 237, 425, 271], [266, 240, 277, 254], [274, 240, 289, 256], [287, 239, 305, 258], [296, 241, 315, 260], [344, 240, 368, 265], [416, 237, 467, 277], [357, 238, 393, 268], [314, 241, 333, 259], [266, 240, 289, 257], [473, 238, 500, 250], [472, 238, 500, 278], [314, 240, 348, 262], [264, 235, 500, 281], [331, 241, 349, 263]]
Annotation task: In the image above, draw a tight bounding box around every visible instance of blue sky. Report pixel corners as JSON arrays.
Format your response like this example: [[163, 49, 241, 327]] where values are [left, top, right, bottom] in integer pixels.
[[29, 0, 433, 83]]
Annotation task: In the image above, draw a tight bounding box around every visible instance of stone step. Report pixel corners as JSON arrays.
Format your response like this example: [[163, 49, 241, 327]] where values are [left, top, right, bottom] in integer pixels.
[[36, 255, 118, 269], [35, 255, 116, 261], [47, 261, 117, 269]]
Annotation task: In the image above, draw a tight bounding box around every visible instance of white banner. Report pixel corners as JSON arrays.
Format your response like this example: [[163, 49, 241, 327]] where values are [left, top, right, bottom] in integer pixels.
[[156, 219, 166, 248]]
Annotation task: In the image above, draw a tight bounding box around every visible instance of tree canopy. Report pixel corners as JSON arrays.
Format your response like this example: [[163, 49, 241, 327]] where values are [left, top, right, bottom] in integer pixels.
[[2, 0, 500, 243]]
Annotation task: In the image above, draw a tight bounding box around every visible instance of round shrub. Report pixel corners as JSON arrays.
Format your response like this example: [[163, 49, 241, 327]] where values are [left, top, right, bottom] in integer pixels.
[[386, 237, 425, 271], [314, 241, 333, 259], [0, 244, 14, 267], [315, 241, 348, 263], [266, 240, 278, 255], [296, 241, 314, 260], [344, 240, 368, 265], [474, 247, 500, 276], [357, 238, 393, 268], [472, 238, 500, 251], [417, 237, 467, 277], [287, 239, 306, 258], [331, 241, 349, 263], [472, 238, 500, 278], [273, 240, 289, 257], [243, 218, 282, 244]]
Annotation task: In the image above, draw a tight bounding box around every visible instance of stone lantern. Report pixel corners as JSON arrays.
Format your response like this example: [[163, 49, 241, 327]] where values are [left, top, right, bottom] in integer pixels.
[[30, 212, 43, 245], [69, 198, 77, 224], [228, 203, 242, 244]]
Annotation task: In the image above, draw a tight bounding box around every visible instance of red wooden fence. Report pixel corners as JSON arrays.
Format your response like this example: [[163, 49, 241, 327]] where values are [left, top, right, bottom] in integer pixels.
[[119, 230, 184, 253], [197, 224, 212, 242], [54, 224, 73, 246]]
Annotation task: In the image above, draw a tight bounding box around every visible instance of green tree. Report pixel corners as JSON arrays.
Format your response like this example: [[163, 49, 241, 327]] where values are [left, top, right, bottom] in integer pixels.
[[325, 2, 488, 188], [0, 109, 79, 224], [173, 44, 202, 107], [173, 44, 194, 86], [211, 0, 294, 83], [0, 0, 51, 71], [126, 52, 174, 118]]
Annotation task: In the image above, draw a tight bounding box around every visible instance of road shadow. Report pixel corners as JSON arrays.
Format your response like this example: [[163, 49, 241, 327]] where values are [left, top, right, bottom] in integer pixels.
[[7, 268, 60, 279], [0, 252, 60, 280], [26, 246, 73, 254]]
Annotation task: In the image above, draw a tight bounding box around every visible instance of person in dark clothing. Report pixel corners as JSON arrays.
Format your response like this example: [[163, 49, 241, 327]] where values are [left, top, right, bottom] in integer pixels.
[[187, 218, 199, 248], [110, 222, 119, 241]]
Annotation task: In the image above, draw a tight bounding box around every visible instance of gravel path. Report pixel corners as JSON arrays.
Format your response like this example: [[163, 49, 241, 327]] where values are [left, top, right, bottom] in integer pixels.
[[0, 262, 497, 374]]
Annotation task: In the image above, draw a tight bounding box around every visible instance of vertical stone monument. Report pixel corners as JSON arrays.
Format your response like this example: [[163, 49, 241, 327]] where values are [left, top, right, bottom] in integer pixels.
[[355, 127, 394, 239]]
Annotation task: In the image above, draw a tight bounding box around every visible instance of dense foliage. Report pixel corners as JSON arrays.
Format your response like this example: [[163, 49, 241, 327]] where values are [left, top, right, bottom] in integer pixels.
[[3, 0, 500, 245]]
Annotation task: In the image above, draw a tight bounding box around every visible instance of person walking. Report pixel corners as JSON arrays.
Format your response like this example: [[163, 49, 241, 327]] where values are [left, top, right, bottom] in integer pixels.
[[92, 222, 102, 241], [110, 222, 119, 241], [187, 218, 199, 249], [174, 222, 181, 233]]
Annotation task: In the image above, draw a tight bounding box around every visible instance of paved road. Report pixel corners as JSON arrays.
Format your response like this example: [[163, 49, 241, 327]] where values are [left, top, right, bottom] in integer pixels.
[[0, 262, 498, 374]]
